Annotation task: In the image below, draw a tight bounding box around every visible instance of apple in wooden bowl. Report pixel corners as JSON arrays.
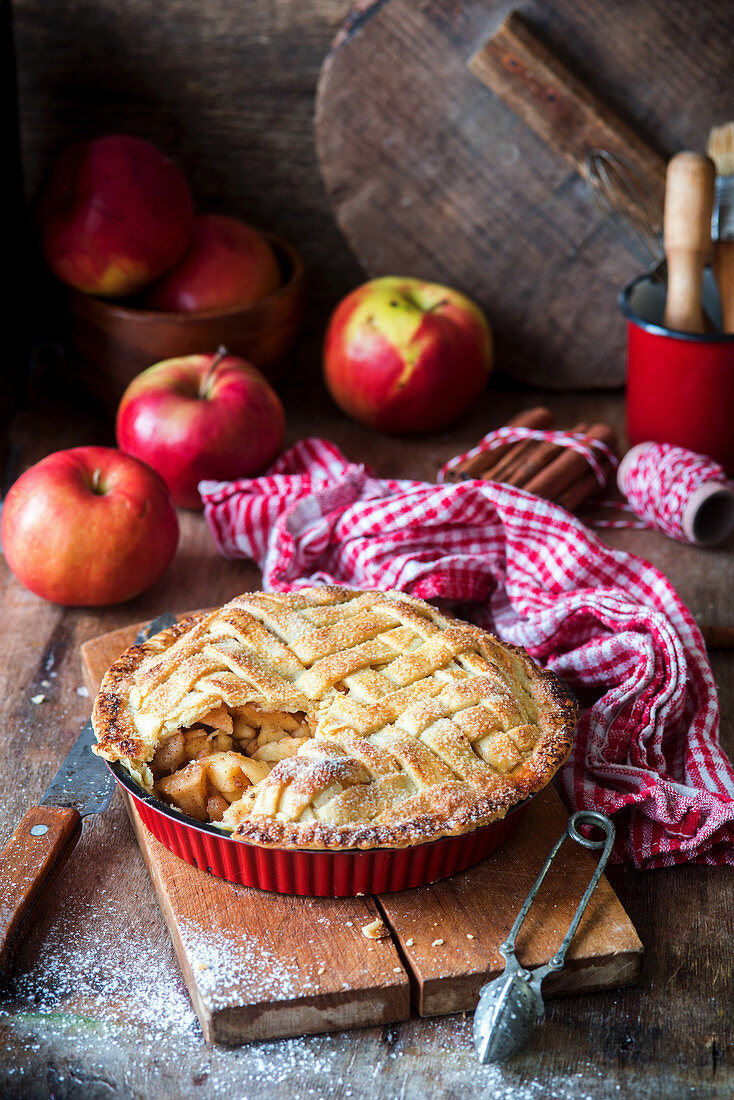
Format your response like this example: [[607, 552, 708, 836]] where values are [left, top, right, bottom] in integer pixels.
[[65, 230, 305, 411], [146, 214, 283, 313], [36, 134, 194, 298]]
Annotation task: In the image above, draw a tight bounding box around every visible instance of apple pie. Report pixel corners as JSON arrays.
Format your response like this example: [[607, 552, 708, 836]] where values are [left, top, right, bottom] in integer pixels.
[[92, 587, 576, 849]]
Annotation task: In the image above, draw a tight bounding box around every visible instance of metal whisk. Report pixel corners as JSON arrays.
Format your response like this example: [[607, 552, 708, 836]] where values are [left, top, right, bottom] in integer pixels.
[[585, 149, 666, 282]]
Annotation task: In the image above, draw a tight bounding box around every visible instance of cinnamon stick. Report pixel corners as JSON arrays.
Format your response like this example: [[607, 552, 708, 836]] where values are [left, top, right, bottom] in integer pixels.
[[502, 423, 588, 487], [446, 406, 552, 481], [555, 466, 613, 511], [523, 423, 618, 501], [482, 436, 544, 484], [479, 409, 556, 483]]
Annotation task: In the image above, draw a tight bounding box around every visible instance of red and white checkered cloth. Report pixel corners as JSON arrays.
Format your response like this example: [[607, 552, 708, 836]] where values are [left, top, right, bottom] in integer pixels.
[[200, 438, 734, 868]]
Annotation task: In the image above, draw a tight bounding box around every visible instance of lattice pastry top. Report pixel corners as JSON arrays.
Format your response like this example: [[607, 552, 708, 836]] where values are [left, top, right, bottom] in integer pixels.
[[92, 587, 576, 850]]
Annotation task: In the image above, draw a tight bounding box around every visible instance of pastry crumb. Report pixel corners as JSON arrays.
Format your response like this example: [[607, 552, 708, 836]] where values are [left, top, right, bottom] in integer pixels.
[[30, 694, 45, 705], [317, 966, 326, 975], [432, 938, 444, 947], [392, 966, 402, 973], [196, 962, 209, 972], [467, 934, 475, 940], [362, 918, 389, 941], [405, 938, 414, 947]]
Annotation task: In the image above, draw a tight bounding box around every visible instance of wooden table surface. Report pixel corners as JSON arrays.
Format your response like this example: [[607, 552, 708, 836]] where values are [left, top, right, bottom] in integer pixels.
[[0, 353, 732, 1100]]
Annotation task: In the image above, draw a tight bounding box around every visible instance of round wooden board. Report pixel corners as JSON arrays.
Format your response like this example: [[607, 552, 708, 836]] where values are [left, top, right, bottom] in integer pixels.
[[315, 0, 734, 388]]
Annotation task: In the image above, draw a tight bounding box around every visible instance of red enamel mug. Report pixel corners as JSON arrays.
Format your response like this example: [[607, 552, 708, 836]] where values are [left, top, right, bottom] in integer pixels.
[[619, 271, 734, 474]]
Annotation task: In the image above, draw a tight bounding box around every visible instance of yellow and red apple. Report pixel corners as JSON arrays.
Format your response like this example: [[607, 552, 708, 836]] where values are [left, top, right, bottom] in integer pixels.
[[1, 447, 179, 606], [146, 214, 282, 313], [36, 134, 194, 297], [116, 350, 285, 509], [323, 276, 493, 434]]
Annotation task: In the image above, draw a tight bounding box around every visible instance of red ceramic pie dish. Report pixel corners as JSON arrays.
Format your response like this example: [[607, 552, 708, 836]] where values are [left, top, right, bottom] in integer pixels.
[[110, 761, 531, 897]]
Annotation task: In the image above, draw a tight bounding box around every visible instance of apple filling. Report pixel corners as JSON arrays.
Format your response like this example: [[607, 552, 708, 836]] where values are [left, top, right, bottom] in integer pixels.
[[151, 703, 312, 822]]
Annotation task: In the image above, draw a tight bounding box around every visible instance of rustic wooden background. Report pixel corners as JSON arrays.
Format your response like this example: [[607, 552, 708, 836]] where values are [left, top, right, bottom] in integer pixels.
[[13, 0, 362, 327], [15, 0, 734, 393]]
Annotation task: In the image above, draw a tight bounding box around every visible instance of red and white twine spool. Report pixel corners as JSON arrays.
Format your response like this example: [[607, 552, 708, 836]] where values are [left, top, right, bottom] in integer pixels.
[[617, 442, 734, 546]]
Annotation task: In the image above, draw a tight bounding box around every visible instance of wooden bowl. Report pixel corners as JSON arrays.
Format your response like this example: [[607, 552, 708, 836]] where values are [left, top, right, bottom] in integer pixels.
[[66, 233, 306, 408]]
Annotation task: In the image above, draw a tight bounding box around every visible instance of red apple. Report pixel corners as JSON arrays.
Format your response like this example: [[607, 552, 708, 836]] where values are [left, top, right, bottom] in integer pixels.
[[116, 350, 285, 509], [36, 134, 194, 297], [145, 214, 282, 313], [323, 276, 493, 434], [1, 447, 179, 606]]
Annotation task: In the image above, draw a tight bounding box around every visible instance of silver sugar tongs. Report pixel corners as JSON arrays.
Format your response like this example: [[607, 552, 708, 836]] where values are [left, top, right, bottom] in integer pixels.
[[473, 809, 615, 1064]]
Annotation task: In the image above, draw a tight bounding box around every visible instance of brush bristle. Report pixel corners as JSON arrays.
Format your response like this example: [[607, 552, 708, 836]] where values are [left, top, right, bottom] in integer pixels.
[[708, 122, 734, 176]]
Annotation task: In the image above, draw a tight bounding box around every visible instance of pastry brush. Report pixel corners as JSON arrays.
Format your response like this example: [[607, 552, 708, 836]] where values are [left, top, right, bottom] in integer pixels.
[[708, 122, 734, 332]]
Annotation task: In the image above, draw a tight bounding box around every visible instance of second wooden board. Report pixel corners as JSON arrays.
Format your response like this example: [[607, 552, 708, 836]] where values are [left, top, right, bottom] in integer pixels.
[[379, 785, 642, 1016]]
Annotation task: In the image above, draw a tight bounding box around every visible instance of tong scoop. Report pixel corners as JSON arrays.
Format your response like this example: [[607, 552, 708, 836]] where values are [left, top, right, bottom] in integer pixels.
[[474, 810, 615, 1064]]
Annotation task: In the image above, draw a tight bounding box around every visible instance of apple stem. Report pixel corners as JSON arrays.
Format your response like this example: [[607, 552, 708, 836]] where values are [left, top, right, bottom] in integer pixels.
[[91, 467, 104, 494], [200, 345, 228, 399]]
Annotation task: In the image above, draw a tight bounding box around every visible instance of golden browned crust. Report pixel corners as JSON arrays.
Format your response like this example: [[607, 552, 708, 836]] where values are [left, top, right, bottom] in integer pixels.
[[92, 587, 576, 850]]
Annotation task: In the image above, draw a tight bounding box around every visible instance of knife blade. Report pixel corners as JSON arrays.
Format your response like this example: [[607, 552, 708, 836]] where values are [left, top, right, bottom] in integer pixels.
[[40, 720, 114, 818], [38, 612, 177, 819], [0, 611, 177, 978]]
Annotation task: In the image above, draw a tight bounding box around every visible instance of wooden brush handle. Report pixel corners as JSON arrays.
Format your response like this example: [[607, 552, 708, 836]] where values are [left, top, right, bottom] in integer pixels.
[[0, 804, 82, 978], [663, 152, 715, 333], [713, 240, 734, 333]]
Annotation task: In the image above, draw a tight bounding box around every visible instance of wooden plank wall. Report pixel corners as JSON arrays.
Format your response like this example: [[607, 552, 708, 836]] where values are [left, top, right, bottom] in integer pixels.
[[12, 0, 360, 326]]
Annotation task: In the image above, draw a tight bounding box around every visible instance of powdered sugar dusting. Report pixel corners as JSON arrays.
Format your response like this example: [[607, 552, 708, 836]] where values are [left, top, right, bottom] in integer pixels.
[[3, 999, 632, 1097], [0, 886, 198, 1040], [177, 919, 323, 1009]]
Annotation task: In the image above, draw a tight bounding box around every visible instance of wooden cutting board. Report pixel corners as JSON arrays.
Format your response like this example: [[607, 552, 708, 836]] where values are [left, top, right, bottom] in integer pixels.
[[82, 619, 642, 1044], [315, 0, 734, 388]]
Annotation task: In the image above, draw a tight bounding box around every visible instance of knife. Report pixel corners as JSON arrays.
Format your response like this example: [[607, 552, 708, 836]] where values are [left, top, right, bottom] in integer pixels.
[[0, 612, 176, 979]]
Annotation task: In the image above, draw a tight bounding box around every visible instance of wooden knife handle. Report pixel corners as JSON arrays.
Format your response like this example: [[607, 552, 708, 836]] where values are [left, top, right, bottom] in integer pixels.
[[468, 11, 666, 208], [663, 152, 715, 333], [0, 804, 82, 978]]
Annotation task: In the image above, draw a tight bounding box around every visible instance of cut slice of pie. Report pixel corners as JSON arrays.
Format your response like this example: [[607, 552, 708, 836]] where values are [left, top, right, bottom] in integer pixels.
[[92, 587, 576, 850]]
